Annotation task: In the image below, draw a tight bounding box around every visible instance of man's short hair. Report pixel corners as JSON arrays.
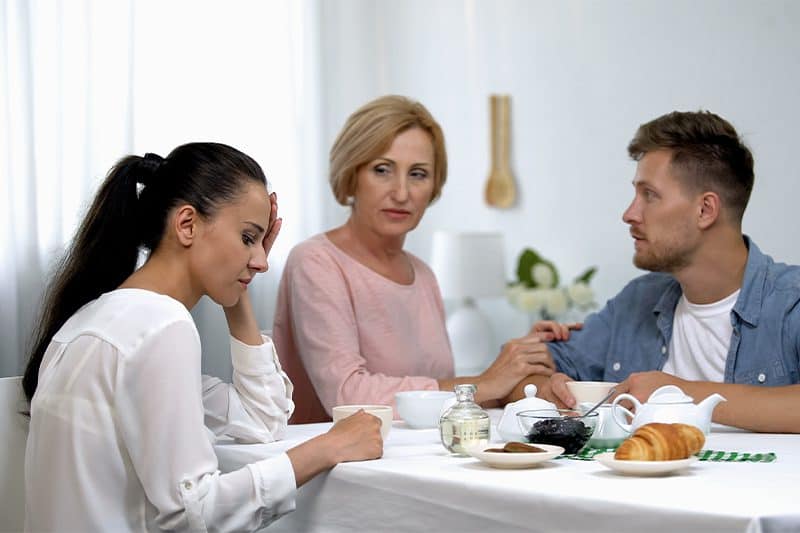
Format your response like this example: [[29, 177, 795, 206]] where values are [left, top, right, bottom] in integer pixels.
[[628, 111, 754, 223]]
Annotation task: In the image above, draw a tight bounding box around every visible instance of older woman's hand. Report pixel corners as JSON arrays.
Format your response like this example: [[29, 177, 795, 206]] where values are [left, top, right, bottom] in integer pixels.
[[477, 334, 556, 401]]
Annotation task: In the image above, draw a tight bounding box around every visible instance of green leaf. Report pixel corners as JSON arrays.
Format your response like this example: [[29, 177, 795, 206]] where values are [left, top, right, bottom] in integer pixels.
[[516, 248, 540, 288], [575, 266, 597, 284]]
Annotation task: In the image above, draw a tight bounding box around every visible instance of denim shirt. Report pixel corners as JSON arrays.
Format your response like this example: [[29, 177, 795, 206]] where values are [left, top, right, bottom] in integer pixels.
[[550, 237, 800, 386]]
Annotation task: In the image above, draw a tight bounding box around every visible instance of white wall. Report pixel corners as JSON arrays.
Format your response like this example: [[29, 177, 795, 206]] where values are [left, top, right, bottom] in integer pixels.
[[8, 1, 797, 379], [317, 0, 800, 348], [129, 0, 322, 380]]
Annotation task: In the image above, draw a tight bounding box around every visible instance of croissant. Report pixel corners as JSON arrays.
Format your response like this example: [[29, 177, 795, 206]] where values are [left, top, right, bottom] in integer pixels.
[[614, 423, 705, 461], [673, 423, 705, 455]]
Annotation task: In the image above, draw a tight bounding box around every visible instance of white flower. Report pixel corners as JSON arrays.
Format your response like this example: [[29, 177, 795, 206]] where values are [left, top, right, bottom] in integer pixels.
[[516, 288, 546, 313], [531, 263, 556, 288], [543, 288, 568, 317], [567, 282, 594, 308]]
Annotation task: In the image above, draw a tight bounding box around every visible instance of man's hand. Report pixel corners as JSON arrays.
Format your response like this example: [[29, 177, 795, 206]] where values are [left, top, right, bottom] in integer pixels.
[[616, 371, 688, 403], [538, 372, 577, 408], [528, 320, 582, 342]]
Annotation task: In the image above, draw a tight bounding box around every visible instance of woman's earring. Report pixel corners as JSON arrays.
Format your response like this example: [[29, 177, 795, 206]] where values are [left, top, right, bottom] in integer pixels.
[[346, 196, 355, 206]]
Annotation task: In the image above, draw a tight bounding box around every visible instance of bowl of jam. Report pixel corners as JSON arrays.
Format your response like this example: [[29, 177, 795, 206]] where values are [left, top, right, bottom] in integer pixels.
[[517, 409, 598, 454]]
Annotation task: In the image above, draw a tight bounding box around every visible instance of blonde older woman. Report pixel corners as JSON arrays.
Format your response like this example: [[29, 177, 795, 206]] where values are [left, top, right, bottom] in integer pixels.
[[273, 95, 554, 423]]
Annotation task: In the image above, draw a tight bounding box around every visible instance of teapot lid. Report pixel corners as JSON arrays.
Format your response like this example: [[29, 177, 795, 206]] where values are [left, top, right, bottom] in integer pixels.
[[647, 385, 694, 404], [503, 384, 556, 413]]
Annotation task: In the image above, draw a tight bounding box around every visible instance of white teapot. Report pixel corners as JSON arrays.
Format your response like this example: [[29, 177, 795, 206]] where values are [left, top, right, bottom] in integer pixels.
[[497, 384, 558, 441], [611, 384, 725, 435]]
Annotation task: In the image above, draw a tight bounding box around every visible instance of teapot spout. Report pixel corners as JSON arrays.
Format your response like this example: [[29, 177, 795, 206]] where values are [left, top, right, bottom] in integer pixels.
[[697, 392, 726, 417]]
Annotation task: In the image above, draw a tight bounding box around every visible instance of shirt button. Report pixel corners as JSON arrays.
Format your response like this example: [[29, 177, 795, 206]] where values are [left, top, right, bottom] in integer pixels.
[[183, 481, 193, 490], [757, 373, 766, 383], [661, 345, 667, 355], [613, 362, 621, 371]]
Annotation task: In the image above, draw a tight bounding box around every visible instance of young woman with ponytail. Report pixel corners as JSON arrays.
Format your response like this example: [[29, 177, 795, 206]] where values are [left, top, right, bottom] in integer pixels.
[[23, 142, 382, 532]]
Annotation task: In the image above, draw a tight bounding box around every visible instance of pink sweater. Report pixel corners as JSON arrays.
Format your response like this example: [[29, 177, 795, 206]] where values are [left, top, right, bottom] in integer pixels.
[[273, 234, 454, 423]]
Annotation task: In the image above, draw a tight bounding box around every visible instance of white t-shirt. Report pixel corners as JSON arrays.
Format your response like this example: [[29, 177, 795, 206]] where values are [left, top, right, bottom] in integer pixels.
[[663, 290, 740, 382], [25, 288, 296, 532]]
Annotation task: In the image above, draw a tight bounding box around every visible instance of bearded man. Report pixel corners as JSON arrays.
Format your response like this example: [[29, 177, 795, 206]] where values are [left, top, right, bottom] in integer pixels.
[[511, 110, 800, 433]]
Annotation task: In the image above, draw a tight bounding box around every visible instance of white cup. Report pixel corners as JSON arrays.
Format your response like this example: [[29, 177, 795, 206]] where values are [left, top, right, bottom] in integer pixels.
[[332, 405, 393, 439], [565, 381, 618, 405], [579, 403, 630, 448]]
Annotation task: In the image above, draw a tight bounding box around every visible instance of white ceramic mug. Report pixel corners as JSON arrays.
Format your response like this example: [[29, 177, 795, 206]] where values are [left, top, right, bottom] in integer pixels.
[[332, 404, 393, 439]]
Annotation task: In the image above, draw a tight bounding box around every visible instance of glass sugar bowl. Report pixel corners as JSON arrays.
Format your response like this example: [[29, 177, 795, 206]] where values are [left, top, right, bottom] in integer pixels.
[[439, 384, 491, 456]]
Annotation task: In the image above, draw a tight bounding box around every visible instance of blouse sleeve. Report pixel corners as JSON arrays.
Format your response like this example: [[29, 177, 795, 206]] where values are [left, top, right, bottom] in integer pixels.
[[202, 334, 294, 443], [284, 247, 439, 415], [115, 319, 296, 531]]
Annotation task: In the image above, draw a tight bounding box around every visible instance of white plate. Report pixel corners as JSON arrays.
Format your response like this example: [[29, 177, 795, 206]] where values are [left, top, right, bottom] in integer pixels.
[[594, 452, 698, 476], [466, 443, 564, 469]]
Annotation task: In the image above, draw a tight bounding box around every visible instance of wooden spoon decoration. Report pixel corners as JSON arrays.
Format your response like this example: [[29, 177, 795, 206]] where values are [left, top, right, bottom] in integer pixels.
[[485, 94, 516, 208]]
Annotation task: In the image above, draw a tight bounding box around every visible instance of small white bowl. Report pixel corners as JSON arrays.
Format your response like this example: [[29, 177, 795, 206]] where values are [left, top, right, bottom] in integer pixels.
[[332, 404, 393, 439], [395, 390, 455, 429]]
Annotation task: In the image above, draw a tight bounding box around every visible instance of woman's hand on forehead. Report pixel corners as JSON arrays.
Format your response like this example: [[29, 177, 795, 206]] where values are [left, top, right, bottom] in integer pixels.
[[262, 192, 282, 256]]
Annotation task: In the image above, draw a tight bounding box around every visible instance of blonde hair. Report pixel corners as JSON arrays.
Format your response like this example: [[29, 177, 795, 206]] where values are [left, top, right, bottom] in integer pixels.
[[329, 95, 447, 205]]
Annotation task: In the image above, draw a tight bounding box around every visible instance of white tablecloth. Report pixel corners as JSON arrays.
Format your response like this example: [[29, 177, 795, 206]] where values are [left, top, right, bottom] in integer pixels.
[[214, 412, 800, 532]]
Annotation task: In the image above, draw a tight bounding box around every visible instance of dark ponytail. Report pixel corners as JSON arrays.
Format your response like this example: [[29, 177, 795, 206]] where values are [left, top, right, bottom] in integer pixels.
[[23, 142, 266, 402]]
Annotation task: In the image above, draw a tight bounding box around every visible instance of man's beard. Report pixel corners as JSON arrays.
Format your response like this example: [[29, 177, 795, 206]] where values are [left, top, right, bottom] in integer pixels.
[[633, 242, 691, 272]]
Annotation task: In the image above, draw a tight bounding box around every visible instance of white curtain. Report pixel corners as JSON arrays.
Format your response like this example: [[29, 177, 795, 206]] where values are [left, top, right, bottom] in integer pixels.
[[1, 0, 135, 377], [0, 0, 324, 379]]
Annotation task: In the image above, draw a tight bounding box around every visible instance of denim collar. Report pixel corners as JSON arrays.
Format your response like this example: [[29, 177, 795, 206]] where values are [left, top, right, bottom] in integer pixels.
[[733, 236, 766, 327], [650, 235, 765, 328]]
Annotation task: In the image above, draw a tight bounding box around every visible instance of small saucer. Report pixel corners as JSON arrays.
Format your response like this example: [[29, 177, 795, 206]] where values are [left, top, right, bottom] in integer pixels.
[[466, 443, 564, 469], [594, 452, 698, 476]]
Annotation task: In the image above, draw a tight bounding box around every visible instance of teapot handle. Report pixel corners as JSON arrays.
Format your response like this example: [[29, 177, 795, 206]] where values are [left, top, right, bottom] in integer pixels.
[[611, 393, 639, 433]]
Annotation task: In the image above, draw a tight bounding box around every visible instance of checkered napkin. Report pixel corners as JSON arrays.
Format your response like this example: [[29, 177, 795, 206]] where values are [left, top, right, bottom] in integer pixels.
[[563, 447, 777, 462], [695, 449, 777, 462]]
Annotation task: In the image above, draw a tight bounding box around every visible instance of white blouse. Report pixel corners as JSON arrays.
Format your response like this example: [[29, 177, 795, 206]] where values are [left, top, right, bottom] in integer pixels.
[[25, 289, 297, 532]]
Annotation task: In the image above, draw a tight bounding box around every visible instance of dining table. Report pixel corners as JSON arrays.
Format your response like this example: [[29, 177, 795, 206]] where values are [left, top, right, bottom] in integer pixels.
[[214, 409, 800, 532]]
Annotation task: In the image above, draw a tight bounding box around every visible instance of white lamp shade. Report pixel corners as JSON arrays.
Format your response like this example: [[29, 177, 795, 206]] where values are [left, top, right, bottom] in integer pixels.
[[430, 231, 506, 300]]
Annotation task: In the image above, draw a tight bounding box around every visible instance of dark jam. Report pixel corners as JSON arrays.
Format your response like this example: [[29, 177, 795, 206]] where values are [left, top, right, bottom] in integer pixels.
[[525, 418, 592, 454]]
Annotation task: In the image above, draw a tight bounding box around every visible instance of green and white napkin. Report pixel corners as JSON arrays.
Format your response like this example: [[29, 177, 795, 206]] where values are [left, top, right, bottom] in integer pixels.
[[563, 447, 776, 462], [695, 449, 777, 462]]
